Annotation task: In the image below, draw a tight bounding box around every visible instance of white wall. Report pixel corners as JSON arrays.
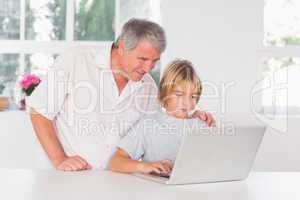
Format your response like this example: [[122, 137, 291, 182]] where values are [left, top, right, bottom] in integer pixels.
[[161, 0, 300, 171], [161, 0, 262, 115]]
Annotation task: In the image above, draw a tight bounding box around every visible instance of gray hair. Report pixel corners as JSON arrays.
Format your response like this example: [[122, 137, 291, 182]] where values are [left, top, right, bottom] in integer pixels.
[[115, 18, 166, 53]]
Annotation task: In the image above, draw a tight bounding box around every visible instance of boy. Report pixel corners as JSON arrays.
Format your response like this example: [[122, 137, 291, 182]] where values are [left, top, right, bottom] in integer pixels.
[[109, 59, 205, 176]]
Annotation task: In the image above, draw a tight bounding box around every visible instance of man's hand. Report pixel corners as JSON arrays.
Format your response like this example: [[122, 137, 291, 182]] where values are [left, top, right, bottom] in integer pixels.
[[192, 110, 216, 127], [55, 155, 92, 171], [30, 110, 92, 172], [137, 160, 173, 176]]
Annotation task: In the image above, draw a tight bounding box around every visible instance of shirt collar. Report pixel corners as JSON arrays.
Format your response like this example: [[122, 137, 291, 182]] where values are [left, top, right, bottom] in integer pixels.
[[92, 41, 147, 85], [93, 41, 114, 69]]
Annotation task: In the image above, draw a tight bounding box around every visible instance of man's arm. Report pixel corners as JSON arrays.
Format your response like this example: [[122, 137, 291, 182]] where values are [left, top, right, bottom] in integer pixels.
[[30, 108, 91, 171]]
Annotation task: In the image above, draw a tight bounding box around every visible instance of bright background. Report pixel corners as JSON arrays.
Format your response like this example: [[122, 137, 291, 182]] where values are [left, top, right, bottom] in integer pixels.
[[0, 0, 300, 171]]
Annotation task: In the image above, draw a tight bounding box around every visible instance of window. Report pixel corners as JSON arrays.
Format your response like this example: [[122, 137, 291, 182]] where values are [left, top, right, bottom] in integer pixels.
[[261, 57, 300, 114], [117, 0, 162, 85], [74, 0, 115, 41], [264, 0, 300, 46], [261, 0, 300, 114], [0, 0, 161, 107], [0, 0, 20, 39], [0, 54, 19, 96]]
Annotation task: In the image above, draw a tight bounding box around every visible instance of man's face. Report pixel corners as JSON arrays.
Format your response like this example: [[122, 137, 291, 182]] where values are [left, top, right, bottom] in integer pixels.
[[118, 40, 161, 81]]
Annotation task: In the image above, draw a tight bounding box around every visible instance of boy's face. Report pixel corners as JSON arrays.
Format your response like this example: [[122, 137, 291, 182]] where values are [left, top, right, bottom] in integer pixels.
[[118, 40, 161, 81], [164, 83, 199, 119]]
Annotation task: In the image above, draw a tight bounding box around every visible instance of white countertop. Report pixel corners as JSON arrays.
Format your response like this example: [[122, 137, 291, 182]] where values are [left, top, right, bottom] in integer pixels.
[[0, 169, 299, 200]]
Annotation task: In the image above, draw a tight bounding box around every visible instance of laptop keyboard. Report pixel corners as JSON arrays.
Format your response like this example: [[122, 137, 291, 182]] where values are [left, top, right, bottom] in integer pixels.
[[150, 172, 170, 178]]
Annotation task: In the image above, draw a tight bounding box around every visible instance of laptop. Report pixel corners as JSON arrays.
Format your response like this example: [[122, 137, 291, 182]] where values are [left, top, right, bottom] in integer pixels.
[[133, 124, 266, 185]]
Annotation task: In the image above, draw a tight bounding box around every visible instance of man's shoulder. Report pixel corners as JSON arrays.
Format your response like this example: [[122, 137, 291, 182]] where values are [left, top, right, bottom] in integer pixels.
[[61, 45, 109, 58], [53, 47, 91, 66], [55, 44, 112, 72]]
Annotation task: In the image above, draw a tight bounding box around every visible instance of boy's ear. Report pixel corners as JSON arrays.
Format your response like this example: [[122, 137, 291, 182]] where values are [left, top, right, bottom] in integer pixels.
[[163, 100, 168, 108]]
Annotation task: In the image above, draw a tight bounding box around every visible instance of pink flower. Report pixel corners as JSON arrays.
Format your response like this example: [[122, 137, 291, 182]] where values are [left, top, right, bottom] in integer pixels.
[[19, 74, 41, 90]]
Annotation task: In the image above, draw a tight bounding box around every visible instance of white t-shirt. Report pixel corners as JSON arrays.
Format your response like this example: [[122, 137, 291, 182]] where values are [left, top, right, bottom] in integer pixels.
[[117, 109, 206, 164], [27, 42, 160, 169]]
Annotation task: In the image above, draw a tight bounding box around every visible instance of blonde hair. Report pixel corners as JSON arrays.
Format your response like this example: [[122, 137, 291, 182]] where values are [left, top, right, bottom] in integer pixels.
[[158, 59, 202, 106]]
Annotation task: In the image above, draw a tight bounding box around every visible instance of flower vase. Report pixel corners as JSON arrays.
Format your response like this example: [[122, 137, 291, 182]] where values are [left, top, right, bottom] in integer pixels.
[[20, 98, 26, 110]]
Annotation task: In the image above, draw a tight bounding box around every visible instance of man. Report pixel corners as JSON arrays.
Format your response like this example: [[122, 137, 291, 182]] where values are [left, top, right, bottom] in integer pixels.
[[28, 18, 215, 171]]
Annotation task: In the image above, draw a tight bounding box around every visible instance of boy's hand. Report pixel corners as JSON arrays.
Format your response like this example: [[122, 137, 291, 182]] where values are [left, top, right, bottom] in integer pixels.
[[138, 160, 173, 176], [55, 155, 92, 171]]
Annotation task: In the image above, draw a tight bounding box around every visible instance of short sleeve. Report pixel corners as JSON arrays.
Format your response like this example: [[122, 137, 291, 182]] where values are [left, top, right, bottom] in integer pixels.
[[26, 52, 73, 120], [117, 123, 146, 160]]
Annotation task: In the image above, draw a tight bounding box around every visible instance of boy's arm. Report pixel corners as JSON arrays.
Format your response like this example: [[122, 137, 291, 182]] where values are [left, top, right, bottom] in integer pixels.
[[108, 148, 172, 175], [108, 148, 144, 173]]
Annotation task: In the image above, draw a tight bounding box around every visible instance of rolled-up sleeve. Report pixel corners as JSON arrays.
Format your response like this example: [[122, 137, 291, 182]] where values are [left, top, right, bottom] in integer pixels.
[[117, 123, 146, 160], [27, 52, 73, 120]]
